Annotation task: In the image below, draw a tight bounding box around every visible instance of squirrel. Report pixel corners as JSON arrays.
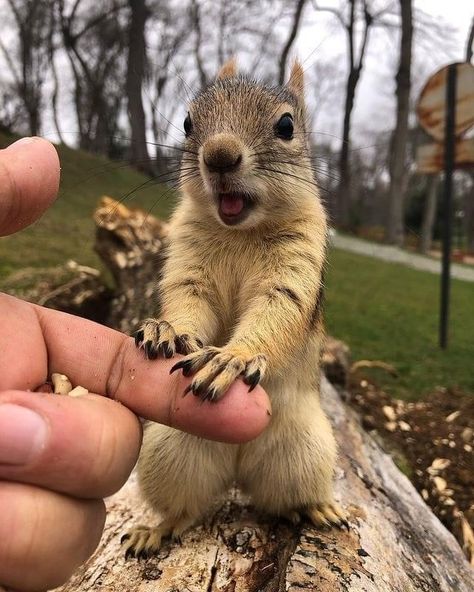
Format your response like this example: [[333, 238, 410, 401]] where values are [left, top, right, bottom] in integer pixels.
[[122, 59, 347, 558]]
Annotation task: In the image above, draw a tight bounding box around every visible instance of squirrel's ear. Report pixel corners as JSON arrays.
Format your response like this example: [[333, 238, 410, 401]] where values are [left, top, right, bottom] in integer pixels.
[[287, 60, 305, 100], [217, 57, 238, 80]]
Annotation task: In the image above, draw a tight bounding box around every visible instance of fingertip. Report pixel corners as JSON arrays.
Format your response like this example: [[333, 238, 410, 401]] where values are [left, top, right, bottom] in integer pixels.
[[0, 136, 60, 236], [168, 380, 272, 443]]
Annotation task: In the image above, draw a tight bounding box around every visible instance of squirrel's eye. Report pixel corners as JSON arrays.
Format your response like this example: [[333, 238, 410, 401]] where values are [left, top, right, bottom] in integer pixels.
[[184, 113, 192, 136], [275, 113, 293, 140]]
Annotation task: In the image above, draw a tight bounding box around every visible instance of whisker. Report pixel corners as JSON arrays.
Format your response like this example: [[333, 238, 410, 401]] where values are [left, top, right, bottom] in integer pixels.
[[255, 166, 334, 196]]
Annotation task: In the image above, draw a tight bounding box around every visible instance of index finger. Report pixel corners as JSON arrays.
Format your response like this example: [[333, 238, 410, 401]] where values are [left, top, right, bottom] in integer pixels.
[[0, 137, 60, 236], [1, 294, 271, 443]]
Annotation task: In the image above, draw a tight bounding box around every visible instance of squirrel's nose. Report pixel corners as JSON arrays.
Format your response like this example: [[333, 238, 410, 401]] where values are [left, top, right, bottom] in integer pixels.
[[202, 134, 243, 173]]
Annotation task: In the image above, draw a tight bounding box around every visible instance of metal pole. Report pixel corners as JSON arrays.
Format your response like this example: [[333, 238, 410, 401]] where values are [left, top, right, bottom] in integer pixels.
[[439, 64, 457, 349]]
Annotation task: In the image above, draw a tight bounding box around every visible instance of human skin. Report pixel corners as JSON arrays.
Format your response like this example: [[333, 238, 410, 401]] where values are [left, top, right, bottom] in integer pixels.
[[0, 137, 271, 591]]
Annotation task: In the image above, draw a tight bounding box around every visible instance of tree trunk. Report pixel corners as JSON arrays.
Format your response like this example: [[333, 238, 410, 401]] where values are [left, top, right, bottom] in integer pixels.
[[52, 197, 474, 591], [190, 0, 208, 89], [419, 175, 439, 254], [336, 0, 372, 228], [338, 69, 357, 227], [386, 0, 413, 245], [126, 0, 153, 174], [278, 0, 307, 85]]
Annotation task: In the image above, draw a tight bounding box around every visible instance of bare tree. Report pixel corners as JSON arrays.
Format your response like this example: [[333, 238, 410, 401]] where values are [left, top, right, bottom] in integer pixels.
[[278, 0, 308, 85], [56, 0, 128, 155], [314, 0, 376, 227], [0, 0, 55, 135], [386, 0, 413, 245], [126, 0, 153, 173]]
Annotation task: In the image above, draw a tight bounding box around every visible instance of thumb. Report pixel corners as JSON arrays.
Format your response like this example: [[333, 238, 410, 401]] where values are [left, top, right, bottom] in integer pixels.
[[0, 137, 60, 236]]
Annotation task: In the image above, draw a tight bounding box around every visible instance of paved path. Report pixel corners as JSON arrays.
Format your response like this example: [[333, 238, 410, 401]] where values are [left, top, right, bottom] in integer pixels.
[[330, 233, 474, 283]]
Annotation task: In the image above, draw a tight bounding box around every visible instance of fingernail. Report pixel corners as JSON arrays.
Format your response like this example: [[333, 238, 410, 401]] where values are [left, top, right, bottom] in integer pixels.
[[0, 404, 48, 465]]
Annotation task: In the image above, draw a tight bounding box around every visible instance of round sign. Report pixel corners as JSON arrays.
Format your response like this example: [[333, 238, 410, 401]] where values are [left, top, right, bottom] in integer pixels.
[[417, 62, 474, 142]]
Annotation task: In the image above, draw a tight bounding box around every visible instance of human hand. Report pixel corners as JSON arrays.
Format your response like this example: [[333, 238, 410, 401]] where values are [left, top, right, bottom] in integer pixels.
[[0, 137, 271, 591]]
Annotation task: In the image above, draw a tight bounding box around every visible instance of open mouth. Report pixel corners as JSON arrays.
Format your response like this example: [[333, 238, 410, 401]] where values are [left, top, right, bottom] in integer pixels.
[[217, 192, 254, 225]]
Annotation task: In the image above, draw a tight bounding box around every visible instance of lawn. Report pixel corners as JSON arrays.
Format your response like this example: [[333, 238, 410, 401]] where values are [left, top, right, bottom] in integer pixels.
[[325, 248, 474, 400], [0, 132, 177, 280]]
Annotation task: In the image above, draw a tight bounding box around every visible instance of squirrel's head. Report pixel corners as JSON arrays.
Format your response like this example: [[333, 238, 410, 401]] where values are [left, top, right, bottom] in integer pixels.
[[180, 60, 314, 229]]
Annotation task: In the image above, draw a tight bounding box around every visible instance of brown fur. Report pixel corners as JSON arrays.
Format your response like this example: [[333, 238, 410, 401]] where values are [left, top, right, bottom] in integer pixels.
[[124, 61, 346, 559]]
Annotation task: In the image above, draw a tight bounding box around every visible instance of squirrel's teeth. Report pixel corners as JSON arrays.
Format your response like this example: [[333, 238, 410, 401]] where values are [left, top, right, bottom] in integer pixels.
[[219, 193, 245, 216]]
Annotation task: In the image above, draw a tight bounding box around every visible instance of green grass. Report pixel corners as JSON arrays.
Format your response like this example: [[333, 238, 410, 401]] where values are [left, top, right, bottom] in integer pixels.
[[325, 248, 474, 400], [0, 132, 176, 280]]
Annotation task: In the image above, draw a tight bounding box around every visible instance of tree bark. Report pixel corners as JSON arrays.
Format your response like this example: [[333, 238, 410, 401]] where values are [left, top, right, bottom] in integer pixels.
[[419, 175, 438, 254], [386, 0, 413, 245], [52, 197, 474, 591], [126, 0, 153, 174]]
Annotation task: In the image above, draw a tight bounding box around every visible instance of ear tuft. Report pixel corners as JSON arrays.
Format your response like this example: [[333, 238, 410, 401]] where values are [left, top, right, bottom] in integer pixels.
[[287, 60, 305, 98], [217, 57, 238, 80]]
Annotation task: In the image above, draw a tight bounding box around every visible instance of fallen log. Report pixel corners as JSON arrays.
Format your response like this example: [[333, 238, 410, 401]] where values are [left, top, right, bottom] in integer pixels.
[[56, 375, 473, 592], [55, 198, 473, 591]]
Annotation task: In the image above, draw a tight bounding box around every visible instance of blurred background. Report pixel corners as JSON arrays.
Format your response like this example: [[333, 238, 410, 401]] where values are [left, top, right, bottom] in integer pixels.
[[0, 0, 473, 561]]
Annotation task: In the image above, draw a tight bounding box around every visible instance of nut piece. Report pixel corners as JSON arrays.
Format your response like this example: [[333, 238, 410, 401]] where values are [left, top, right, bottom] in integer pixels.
[[51, 373, 73, 395], [68, 386, 89, 397]]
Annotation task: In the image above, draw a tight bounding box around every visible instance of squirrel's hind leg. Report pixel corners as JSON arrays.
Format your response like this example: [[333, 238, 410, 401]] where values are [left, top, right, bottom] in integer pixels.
[[238, 393, 348, 530], [124, 423, 235, 557], [121, 515, 194, 559]]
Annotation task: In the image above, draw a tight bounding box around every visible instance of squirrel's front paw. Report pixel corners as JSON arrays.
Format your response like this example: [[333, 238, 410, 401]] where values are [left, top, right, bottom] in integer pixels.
[[134, 318, 203, 360], [170, 347, 267, 402]]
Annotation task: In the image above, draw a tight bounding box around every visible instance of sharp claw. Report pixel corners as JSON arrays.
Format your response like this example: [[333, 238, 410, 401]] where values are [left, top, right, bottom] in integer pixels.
[[244, 369, 260, 392], [120, 533, 131, 544], [182, 384, 192, 397], [175, 335, 189, 354], [125, 548, 135, 560], [341, 519, 350, 530], [170, 358, 193, 376], [144, 341, 158, 360], [170, 360, 182, 374], [134, 330, 144, 347], [192, 381, 208, 397], [158, 341, 174, 359], [204, 387, 218, 402]]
